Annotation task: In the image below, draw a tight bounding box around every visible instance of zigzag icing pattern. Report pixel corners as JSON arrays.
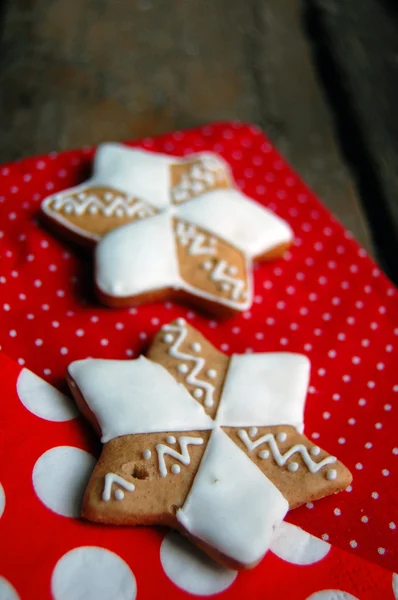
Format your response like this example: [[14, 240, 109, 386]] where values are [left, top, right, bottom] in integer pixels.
[[162, 318, 216, 408], [209, 259, 245, 301], [238, 429, 337, 474], [156, 435, 204, 477], [175, 220, 217, 256], [171, 157, 226, 204], [51, 192, 154, 219]]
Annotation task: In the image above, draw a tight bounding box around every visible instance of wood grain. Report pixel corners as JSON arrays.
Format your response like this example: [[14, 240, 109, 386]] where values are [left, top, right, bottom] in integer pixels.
[[0, 0, 372, 250]]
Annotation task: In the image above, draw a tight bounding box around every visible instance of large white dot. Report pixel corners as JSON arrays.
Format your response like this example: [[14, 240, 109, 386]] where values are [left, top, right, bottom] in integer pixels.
[[0, 576, 20, 600], [393, 573, 398, 599], [270, 522, 330, 565], [0, 482, 5, 518], [17, 369, 78, 422], [33, 446, 95, 517], [52, 546, 136, 600], [160, 531, 237, 596], [306, 592, 359, 600]]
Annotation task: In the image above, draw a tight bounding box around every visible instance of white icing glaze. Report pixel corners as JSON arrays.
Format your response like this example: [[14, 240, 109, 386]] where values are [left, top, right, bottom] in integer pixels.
[[177, 428, 288, 566], [210, 260, 245, 301], [175, 221, 217, 256], [206, 369, 217, 379], [327, 469, 337, 481], [216, 353, 310, 432], [311, 446, 321, 456], [176, 188, 293, 258], [163, 334, 174, 343], [102, 473, 135, 501], [162, 321, 215, 408], [166, 436, 176, 444], [288, 462, 299, 472], [93, 144, 174, 209], [238, 430, 337, 474], [171, 464, 181, 475], [156, 436, 204, 477], [95, 212, 180, 298], [51, 192, 153, 219], [143, 449, 151, 460], [249, 427, 258, 437], [67, 356, 213, 442], [192, 342, 201, 353], [258, 450, 270, 459], [277, 432, 287, 442]]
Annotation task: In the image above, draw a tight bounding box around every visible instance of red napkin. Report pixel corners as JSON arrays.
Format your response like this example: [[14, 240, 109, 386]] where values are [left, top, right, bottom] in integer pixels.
[[0, 122, 397, 597]]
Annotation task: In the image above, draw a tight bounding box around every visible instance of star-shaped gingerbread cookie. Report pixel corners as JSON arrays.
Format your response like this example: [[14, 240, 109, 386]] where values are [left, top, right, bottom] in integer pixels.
[[66, 319, 352, 570], [42, 144, 293, 315]]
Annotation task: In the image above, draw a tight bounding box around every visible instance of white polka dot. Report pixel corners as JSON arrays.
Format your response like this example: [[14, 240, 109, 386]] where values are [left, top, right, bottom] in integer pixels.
[[0, 577, 20, 600], [372, 491, 379, 499], [160, 531, 237, 595], [17, 369, 77, 422], [52, 546, 136, 600], [0, 482, 5, 518], [270, 522, 330, 565], [305, 588, 358, 598], [338, 438, 346, 444], [361, 516, 368, 523], [334, 508, 341, 516], [378, 547, 385, 555], [390, 522, 396, 530], [33, 446, 95, 517]]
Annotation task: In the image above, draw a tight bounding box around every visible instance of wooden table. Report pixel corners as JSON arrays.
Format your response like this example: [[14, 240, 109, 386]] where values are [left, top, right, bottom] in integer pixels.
[[1, 0, 397, 280]]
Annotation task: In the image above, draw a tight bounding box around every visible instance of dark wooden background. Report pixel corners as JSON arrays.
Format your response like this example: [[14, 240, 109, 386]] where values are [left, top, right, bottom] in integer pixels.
[[0, 0, 397, 282]]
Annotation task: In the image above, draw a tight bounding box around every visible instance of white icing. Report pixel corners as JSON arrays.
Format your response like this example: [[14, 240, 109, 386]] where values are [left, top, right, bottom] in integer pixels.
[[288, 462, 299, 472], [166, 436, 176, 444], [143, 449, 151, 460], [171, 464, 181, 475], [191, 342, 201, 353], [311, 446, 321, 456], [210, 260, 245, 301], [327, 469, 337, 481], [216, 353, 310, 432], [67, 356, 213, 442], [115, 489, 125, 500], [177, 428, 288, 566], [249, 426, 258, 437], [175, 221, 217, 256], [207, 369, 217, 379], [176, 188, 293, 258], [156, 436, 204, 477], [238, 429, 337, 474], [178, 364, 189, 374], [102, 473, 135, 501], [193, 389, 204, 399], [50, 192, 153, 219], [93, 144, 174, 209], [95, 212, 180, 298], [162, 321, 215, 408], [277, 432, 287, 442], [259, 450, 270, 459]]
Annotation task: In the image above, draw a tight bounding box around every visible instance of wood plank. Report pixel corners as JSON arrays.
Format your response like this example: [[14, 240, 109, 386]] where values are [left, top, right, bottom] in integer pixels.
[[310, 0, 398, 278], [0, 0, 372, 250]]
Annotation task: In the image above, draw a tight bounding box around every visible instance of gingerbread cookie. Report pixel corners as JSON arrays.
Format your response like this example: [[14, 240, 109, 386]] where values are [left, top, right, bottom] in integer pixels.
[[67, 319, 352, 570], [41, 144, 293, 315]]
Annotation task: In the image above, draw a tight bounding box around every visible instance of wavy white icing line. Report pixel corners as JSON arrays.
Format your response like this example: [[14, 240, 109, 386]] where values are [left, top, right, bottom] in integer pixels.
[[102, 473, 135, 501], [238, 430, 337, 475], [156, 435, 204, 477], [162, 319, 216, 408], [175, 220, 217, 256], [52, 193, 154, 219], [210, 260, 245, 301], [171, 159, 223, 203]]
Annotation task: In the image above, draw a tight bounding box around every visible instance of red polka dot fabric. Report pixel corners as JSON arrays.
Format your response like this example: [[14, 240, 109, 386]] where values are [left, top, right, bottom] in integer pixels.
[[0, 121, 397, 599]]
